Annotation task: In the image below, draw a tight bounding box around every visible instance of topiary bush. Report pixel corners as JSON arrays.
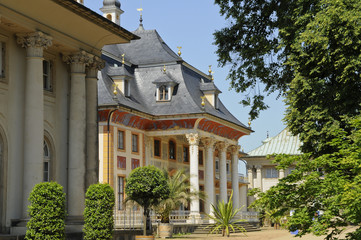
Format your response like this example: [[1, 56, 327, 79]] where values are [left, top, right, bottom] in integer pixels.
[[83, 183, 115, 240], [25, 182, 66, 240]]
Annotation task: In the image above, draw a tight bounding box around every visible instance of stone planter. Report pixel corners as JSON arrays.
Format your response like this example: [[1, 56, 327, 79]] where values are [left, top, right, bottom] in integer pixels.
[[158, 223, 173, 238], [135, 235, 155, 240]]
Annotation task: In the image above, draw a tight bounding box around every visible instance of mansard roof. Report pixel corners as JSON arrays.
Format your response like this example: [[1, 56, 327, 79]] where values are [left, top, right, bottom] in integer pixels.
[[246, 128, 302, 157], [99, 26, 250, 132]]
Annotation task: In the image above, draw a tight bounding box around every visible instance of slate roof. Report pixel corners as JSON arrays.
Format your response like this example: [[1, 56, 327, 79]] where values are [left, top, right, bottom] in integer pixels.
[[247, 128, 302, 156], [98, 25, 249, 130]]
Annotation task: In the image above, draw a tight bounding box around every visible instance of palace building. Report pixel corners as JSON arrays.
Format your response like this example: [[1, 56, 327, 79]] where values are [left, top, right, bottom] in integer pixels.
[[97, 0, 252, 223], [0, 0, 136, 234]]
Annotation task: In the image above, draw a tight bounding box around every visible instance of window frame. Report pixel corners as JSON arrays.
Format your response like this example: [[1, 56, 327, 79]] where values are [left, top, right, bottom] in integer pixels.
[[117, 175, 125, 210], [131, 133, 139, 153], [117, 156, 126, 169], [43, 59, 53, 92], [168, 139, 176, 160], [265, 167, 279, 178], [154, 138, 161, 158], [183, 145, 189, 163], [43, 140, 51, 182], [198, 150, 204, 166], [131, 158, 140, 170], [117, 130, 125, 151]]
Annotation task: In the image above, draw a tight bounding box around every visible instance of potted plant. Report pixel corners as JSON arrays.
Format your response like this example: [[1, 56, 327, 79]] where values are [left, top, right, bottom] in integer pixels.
[[125, 166, 170, 239], [156, 169, 204, 238]]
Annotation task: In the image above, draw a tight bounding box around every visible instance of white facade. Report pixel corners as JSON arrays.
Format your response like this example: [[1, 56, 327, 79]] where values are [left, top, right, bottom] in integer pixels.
[[0, 0, 135, 234]]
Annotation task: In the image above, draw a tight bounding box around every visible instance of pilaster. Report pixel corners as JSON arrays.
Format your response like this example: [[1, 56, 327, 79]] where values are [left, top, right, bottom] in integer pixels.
[[255, 165, 262, 191]]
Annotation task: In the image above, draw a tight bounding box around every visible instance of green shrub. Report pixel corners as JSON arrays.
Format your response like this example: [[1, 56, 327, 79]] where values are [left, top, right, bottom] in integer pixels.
[[83, 183, 115, 240], [25, 182, 66, 240]]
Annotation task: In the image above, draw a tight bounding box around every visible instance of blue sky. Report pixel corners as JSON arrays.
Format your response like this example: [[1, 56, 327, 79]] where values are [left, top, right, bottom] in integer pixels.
[[85, 0, 286, 153]]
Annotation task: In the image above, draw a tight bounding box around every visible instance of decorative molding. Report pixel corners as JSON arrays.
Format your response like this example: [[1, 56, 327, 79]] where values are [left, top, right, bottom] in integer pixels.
[[87, 56, 105, 78], [216, 141, 230, 152], [229, 145, 241, 154], [63, 51, 94, 73]]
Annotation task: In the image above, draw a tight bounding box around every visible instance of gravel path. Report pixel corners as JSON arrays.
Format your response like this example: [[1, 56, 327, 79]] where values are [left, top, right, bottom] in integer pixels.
[[162, 226, 358, 240]]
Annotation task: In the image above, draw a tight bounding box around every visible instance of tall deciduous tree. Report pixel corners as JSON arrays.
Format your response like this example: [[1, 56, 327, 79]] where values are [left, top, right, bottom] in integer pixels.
[[215, 0, 361, 238]]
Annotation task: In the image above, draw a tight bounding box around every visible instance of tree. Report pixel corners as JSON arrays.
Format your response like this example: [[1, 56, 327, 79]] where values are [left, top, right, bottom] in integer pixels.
[[214, 0, 318, 119], [205, 192, 246, 237], [215, 0, 361, 238], [125, 166, 170, 236], [155, 169, 201, 224], [83, 183, 115, 240], [25, 182, 66, 240]]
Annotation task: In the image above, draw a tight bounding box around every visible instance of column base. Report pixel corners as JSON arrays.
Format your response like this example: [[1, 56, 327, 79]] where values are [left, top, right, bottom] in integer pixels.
[[187, 212, 202, 224]]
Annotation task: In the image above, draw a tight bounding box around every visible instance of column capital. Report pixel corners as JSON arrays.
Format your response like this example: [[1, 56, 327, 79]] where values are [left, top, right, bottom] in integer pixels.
[[86, 56, 105, 78], [216, 141, 230, 152], [16, 31, 52, 57], [247, 165, 254, 170], [186, 133, 199, 145], [63, 51, 94, 73], [255, 165, 262, 170], [229, 145, 241, 154], [201, 137, 216, 149]]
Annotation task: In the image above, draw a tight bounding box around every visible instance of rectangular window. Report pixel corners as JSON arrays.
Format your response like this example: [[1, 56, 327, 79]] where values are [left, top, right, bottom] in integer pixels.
[[117, 176, 124, 210], [117, 131, 125, 150], [226, 161, 230, 174], [0, 42, 5, 78], [215, 159, 219, 172], [199, 170, 204, 180], [183, 146, 189, 163], [131, 158, 140, 170], [43, 162, 49, 182], [154, 139, 161, 157], [265, 167, 279, 178], [132, 134, 138, 153], [117, 156, 126, 169], [43, 60, 52, 91], [198, 150, 203, 165]]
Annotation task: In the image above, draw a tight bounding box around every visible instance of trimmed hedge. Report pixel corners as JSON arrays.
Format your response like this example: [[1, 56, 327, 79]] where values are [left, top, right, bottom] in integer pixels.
[[83, 183, 115, 240], [25, 182, 66, 240]]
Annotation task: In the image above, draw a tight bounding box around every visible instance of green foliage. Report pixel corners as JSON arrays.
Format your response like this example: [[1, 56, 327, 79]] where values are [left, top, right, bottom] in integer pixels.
[[156, 169, 203, 223], [251, 116, 361, 239], [25, 182, 66, 240], [83, 183, 115, 240], [205, 192, 246, 237], [125, 166, 170, 235]]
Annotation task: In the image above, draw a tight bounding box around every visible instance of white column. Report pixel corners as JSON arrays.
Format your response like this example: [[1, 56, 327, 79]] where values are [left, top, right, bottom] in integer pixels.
[[185, 133, 200, 222], [256, 165, 262, 191], [64, 51, 93, 218], [201, 137, 215, 215], [247, 165, 254, 188], [230, 145, 240, 208], [217, 142, 228, 203], [279, 169, 285, 179], [85, 57, 103, 189], [17, 32, 52, 217]]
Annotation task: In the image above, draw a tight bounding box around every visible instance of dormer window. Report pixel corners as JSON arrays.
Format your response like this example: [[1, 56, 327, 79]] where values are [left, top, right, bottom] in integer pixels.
[[158, 85, 169, 101]]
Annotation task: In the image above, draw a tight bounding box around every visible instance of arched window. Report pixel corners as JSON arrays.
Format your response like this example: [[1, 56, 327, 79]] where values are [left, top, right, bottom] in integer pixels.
[[159, 85, 169, 101], [43, 140, 51, 182], [169, 140, 176, 160]]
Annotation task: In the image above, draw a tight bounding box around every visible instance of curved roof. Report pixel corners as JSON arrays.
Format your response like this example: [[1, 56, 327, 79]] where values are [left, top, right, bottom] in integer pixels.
[[247, 128, 302, 156]]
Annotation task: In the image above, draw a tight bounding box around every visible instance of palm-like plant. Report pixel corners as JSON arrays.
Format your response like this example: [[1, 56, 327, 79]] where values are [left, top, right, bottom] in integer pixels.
[[156, 168, 202, 223], [205, 191, 246, 237]]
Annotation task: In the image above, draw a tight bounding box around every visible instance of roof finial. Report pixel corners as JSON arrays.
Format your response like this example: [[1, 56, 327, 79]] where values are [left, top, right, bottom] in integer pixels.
[[201, 96, 206, 110], [248, 117, 251, 127], [121, 53, 125, 65], [162, 65, 166, 74], [267, 131, 269, 138], [208, 65, 212, 75], [177, 46, 182, 57], [137, 7, 143, 29]]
